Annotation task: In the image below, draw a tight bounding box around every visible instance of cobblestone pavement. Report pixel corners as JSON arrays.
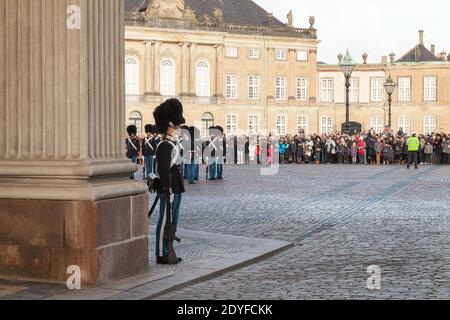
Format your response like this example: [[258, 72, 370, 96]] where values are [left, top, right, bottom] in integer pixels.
[[154, 164, 450, 300]]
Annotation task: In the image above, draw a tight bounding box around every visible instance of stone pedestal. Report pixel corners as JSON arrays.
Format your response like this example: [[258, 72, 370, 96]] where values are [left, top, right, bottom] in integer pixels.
[[0, 0, 149, 285]]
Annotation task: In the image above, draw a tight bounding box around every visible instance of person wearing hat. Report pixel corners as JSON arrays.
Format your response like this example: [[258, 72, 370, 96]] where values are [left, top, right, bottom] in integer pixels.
[[186, 126, 201, 184], [406, 132, 420, 169], [153, 98, 186, 264], [126, 125, 141, 180], [206, 126, 218, 180], [142, 124, 157, 180], [215, 126, 225, 179]]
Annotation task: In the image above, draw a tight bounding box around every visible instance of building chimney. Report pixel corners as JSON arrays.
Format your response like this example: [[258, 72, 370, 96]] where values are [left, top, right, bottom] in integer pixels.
[[381, 56, 388, 64], [419, 30, 424, 45], [431, 44, 436, 56]]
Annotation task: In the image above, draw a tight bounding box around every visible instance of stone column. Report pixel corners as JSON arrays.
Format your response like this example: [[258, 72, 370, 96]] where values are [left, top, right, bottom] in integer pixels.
[[288, 49, 296, 103], [189, 42, 197, 96], [181, 42, 190, 96], [144, 41, 153, 95], [0, 0, 149, 285], [153, 41, 161, 95], [215, 44, 224, 101]]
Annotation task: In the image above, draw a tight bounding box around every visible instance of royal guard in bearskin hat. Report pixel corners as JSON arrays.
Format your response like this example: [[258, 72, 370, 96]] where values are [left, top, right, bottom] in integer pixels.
[[215, 126, 225, 180], [187, 126, 201, 184], [126, 125, 140, 180], [205, 126, 218, 180], [142, 124, 157, 180], [152, 98, 186, 265]]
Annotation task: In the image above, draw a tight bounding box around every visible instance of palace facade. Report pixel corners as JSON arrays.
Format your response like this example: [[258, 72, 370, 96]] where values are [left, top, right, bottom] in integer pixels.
[[124, 0, 450, 136]]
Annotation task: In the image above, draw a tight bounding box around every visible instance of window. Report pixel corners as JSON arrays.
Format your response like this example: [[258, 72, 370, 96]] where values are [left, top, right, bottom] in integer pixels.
[[297, 51, 308, 61], [248, 76, 260, 100], [398, 116, 411, 135], [226, 114, 237, 135], [320, 116, 333, 134], [226, 75, 238, 99], [398, 77, 411, 102], [321, 79, 334, 102], [371, 78, 384, 102], [297, 115, 308, 134], [296, 78, 308, 101], [201, 113, 214, 138], [160, 58, 175, 96], [125, 56, 139, 95], [276, 115, 287, 136], [196, 60, 210, 97], [424, 76, 437, 101], [424, 115, 437, 134], [248, 48, 260, 59], [226, 47, 238, 58], [128, 111, 142, 134], [370, 116, 383, 133], [349, 78, 359, 102], [248, 115, 259, 134], [275, 76, 286, 100], [276, 49, 287, 60]]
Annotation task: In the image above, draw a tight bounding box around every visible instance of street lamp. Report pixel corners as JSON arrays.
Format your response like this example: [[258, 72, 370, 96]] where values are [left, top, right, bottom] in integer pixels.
[[339, 50, 356, 134], [384, 74, 397, 129]]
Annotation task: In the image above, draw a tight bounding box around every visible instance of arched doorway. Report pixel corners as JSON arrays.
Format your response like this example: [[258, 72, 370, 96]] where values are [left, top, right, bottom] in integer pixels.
[[341, 122, 362, 134], [201, 112, 214, 138]]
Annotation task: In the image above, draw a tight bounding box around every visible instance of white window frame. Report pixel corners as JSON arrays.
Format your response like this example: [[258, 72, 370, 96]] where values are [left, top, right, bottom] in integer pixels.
[[349, 77, 359, 102], [321, 79, 334, 102], [276, 49, 287, 61], [248, 76, 260, 100], [371, 78, 384, 102], [297, 115, 308, 134], [225, 47, 238, 58], [398, 77, 411, 102], [370, 116, 383, 133], [276, 115, 287, 136], [320, 116, 333, 134], [423, 115, 437, 135], [226, 114, 238, 135], [296, 50, 308, 61], [398, 115, 411, 135], [125, 56, 139, 95], [248, 48, 260, 59], [226, 75, 238, 99], [248, 115, 260, 135], [424, 76, 437, 102], [275, 76, 286, 101], [128, 111, 143, 134], [196, 60, 210, 97], [160, 58, 175, 96], [296, 78, 308, 101]]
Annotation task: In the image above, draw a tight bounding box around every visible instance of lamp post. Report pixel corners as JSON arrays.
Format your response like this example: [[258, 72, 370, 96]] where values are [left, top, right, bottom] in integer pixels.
[[384, 74, 397, 129], [339, 50, 356, 134]]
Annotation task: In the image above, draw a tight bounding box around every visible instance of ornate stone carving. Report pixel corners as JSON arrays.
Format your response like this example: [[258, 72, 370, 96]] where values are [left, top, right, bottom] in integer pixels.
[[309, 16, 315, 29], [389, 52, 396, 63], [147, 0, 185, 19], [362, 52, 368, 64], [266, 13, 274, 26], [202, 14, 212, 24], [338, 53, 343, 63], [184, 6, 196, 20], [213, 8, 224, 24], [287, 10, 294, 28]]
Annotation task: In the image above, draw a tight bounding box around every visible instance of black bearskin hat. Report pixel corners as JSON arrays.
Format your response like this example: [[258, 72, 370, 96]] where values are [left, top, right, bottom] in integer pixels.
[[127, 125, 137, 136], [215, 126, 224, 134], [144, 124, 155, 134], [153, 98, 186, 134]]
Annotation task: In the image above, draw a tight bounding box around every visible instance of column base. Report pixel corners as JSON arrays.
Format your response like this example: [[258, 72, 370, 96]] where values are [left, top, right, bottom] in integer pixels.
[[0, 193, 149, 285]]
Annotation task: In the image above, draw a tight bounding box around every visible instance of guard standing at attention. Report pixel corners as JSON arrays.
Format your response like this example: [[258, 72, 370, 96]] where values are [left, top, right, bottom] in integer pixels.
[[152, 99, 186, 264]]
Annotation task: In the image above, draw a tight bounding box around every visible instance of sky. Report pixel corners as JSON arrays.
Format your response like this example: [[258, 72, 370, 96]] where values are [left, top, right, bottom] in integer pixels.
[[253, 0, 449, 64]]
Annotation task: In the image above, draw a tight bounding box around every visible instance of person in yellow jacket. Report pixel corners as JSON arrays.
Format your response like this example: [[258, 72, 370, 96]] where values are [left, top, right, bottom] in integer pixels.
[[406, 133, 420, 169]]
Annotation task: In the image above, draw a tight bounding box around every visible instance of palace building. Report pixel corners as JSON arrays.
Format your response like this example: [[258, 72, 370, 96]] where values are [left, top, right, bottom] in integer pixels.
[[124, 0, 450, 136]]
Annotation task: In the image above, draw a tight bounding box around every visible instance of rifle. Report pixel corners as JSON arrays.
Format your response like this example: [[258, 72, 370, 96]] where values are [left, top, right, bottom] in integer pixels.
[[163, 191, 179, 264], [148, 196, 159, 218]]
